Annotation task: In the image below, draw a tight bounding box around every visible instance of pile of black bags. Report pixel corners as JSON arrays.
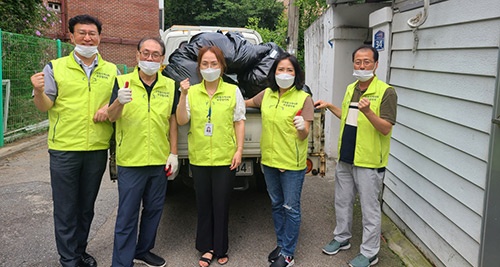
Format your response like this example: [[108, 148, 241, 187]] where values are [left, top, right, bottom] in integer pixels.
[[162, 31, 284, 98]]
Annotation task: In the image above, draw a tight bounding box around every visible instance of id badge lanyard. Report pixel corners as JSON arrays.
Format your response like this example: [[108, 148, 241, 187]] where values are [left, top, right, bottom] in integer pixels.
[[204, 103, 213, 136]]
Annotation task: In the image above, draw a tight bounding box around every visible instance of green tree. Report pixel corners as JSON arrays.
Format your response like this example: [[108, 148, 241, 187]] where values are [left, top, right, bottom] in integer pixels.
[[246, 16, 287, 47], [0, 0, 57, 36], [164, 0, 284, 29], [296, 0, 327, 30], [294, 0, 328, 65], [248, 0, 327, 66]]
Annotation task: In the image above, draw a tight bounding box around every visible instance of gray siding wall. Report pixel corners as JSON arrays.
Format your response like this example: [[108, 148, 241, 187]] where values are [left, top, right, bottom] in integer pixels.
[[385, 0, 500, 266], [305, 0, 500, 266]]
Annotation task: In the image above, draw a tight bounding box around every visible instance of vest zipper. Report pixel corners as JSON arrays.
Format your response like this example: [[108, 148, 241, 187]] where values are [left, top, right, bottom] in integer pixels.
[[148, 90, 152, 163], [148, 91, 151, 112]]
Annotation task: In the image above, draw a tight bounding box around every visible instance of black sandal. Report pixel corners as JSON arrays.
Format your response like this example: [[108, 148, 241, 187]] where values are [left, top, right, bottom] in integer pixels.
[[199, 251, 214, 267], [217, 254, 229, 265]]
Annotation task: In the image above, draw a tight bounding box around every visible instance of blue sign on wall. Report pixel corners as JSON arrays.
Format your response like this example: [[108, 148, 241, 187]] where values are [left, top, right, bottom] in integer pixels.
[[374, 30, 385, 51]]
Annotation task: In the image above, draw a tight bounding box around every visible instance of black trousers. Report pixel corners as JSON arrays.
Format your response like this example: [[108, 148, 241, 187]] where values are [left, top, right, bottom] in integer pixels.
[[49, 149, 107, 267], [191, 165, 235, 257]]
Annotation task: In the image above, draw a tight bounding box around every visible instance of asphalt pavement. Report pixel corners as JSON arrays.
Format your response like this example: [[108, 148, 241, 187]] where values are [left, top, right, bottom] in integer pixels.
[[0, 133, 432, 267]]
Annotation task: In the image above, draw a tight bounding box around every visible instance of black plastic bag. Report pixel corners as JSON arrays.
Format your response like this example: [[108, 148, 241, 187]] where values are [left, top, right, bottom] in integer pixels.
[[237, 42, 284, 98]]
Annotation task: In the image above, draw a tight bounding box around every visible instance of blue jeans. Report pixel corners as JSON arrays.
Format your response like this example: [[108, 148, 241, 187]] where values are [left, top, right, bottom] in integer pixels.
[[263, 165, 306, 257]]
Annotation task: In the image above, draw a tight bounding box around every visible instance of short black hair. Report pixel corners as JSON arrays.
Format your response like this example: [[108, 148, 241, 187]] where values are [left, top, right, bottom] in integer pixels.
[[137, 37, 166, 56], [352, 45, 379, 62], [268, 52, 305, 92], [68, 14, 102, 34]]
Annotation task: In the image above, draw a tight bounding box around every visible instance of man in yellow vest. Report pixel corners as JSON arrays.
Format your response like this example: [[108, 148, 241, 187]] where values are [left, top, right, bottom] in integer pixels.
[[107, 37, 178, 267], [315, 45, 398, 267], [30, 14, 117, 267]]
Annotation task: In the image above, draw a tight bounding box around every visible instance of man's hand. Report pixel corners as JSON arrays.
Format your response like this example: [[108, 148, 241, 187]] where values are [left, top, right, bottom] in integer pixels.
[[93, 105, 109, 122], [358, 97, 371, 114], [31, 72, 45, 95], [313, 99, 342, 119], [118, 81, 132, 104], [165, 153, 178, 177], [313, 100, 329, 109]]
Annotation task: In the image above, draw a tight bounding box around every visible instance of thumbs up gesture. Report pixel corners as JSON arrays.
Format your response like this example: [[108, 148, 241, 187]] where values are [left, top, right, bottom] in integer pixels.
[[118, 81, 132, 104], [293, 110, 305, 131]]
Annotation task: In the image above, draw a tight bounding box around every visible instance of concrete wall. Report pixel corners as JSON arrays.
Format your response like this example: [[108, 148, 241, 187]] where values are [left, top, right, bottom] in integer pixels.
[[304, 2, 389, 158]]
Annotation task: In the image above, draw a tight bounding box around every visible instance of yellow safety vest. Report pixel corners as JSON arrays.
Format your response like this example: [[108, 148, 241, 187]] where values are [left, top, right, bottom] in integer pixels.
[[188, 81, 237, 166], [49, 52, 116, 151], [115, 68, 176, 166], [260, 87, 309, 170], [338, 76, 393, 168]]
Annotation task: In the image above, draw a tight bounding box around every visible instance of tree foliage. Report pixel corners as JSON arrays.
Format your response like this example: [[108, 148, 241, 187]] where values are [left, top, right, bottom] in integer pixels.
[[249, 0, 327, 66], [0, 0, 58, 36], [246, 16, 287, 47], [164, 0, 284, 30], [164, 0, 327, 66], [294, 0, 328, 65], [296, 0, 327, 31]]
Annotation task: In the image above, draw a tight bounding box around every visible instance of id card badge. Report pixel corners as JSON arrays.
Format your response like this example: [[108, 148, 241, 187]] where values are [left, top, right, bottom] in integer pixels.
[[204, 123, 213, 136]]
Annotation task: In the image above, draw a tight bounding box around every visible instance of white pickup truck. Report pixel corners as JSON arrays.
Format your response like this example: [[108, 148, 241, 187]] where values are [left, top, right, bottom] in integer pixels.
[[159, 25, 326, 190]]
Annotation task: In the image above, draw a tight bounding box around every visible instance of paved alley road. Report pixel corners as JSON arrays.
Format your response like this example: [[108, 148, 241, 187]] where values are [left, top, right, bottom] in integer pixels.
[[0, 134, 404, 267]]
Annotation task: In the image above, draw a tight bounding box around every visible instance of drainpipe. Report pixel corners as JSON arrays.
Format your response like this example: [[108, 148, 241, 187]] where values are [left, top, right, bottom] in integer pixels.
[[407, 0, 429, 52], [60, 0, 68, 40], [407, 0, 429, 28]]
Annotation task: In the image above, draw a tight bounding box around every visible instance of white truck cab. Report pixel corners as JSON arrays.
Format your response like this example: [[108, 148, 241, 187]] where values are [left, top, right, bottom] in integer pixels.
[[159, 25, 325, 190]]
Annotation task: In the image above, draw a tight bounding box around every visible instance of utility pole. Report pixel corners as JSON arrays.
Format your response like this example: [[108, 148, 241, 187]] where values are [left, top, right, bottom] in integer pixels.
[[159, 0, 165, 30], [287, 0, 299, 55]]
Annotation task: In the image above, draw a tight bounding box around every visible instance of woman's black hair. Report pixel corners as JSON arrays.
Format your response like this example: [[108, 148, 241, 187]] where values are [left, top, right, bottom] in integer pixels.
[[267, 52, 305, 92]]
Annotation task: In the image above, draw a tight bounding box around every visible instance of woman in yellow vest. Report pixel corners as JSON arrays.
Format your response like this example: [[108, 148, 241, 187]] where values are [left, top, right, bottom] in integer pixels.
[[246, 53, 315, 267], [176, 46, 246, 267]]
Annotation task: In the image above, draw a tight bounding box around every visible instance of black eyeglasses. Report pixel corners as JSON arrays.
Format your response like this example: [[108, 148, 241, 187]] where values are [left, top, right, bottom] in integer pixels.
[[139, 51, 162, 60]]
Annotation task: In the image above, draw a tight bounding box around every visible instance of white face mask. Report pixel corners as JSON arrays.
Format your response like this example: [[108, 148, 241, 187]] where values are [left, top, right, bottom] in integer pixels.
[[138, 61, 161, 76], [353, 69, 374, 82], [200, 68, 221, 82], [74, 45, 98, 58], [275, 73, 295, 89]]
